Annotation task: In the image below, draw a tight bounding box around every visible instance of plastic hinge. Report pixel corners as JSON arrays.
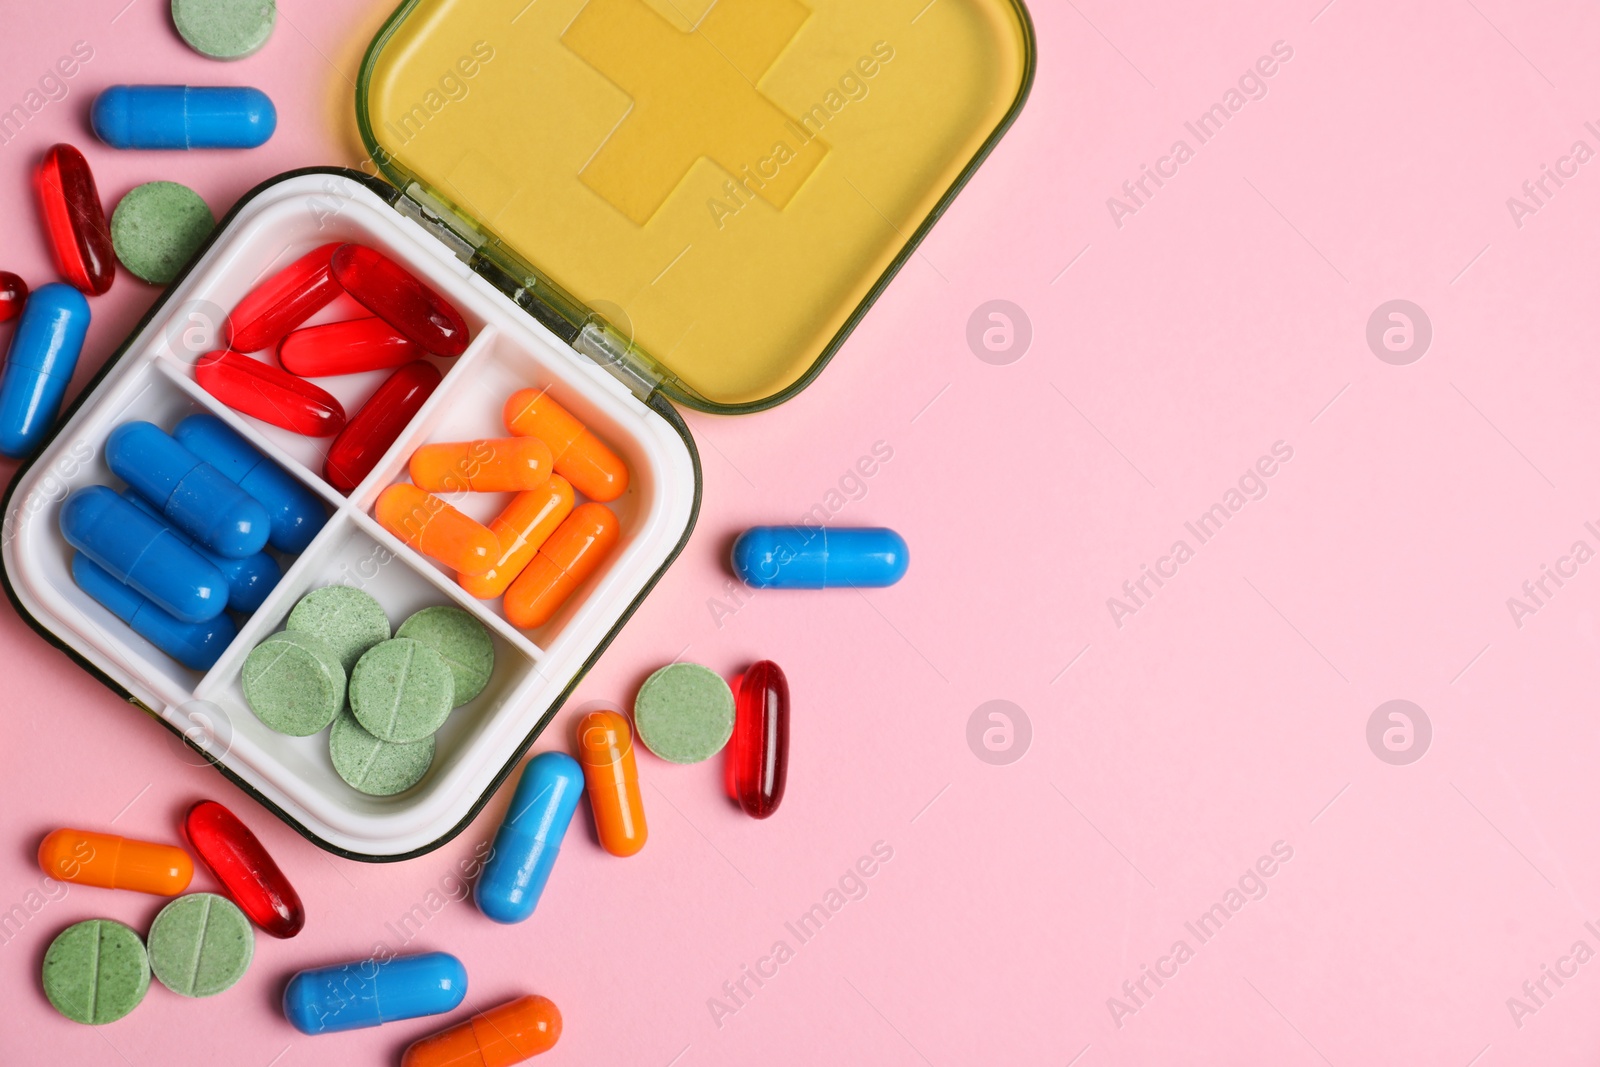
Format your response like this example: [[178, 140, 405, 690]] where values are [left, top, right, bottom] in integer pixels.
[[574, 321, 663, 401], [398, 183, 480, 264]]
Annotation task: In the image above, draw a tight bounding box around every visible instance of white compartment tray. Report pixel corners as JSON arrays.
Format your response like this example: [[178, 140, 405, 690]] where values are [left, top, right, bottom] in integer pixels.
[[0, 171, 699, 859]]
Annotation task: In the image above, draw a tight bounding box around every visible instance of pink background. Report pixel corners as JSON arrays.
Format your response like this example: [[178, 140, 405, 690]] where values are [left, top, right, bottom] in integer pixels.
[[4, 0, 1600, 1063]]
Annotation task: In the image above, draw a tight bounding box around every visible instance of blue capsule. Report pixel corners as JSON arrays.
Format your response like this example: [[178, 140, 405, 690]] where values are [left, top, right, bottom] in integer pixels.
[[731, 526, 909, 589], [476, 752, 585, 924], [92, 86, 276, 150], [71, 554, 236, 670], [283, 952, 467, 1035], [59, 485, 228, 622], [121, 490, 278, 613], [108, 421, 270, 558], [0, 283, 90, 458], [173, 414, 326, 553]]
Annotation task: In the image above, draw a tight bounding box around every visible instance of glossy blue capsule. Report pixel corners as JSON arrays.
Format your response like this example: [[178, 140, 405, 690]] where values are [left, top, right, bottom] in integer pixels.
[[108, 421, 270, 558], [59, 485, 228, 622], [476, 752, 585, 924], [0, 283, 90, 458], [731, 526, 909, 589], [92, 86, 276, 150], [283, 952, 467, 1035], [71, 554, 236, 670], [173, 414, 326, 553], [122, 490, 278, 612]]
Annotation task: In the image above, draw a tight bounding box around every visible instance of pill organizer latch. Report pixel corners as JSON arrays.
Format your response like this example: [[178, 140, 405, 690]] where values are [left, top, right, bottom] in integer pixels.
[[574, 323, 663, 403], [397, 184, 479, 264]]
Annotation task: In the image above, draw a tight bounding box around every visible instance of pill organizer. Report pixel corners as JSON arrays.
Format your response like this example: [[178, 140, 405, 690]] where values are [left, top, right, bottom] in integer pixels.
[[0, 0, 1034, 859]]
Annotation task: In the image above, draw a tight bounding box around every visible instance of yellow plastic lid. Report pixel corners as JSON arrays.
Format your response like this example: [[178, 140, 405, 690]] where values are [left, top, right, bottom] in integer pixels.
[[357, 0, 1034, 412]]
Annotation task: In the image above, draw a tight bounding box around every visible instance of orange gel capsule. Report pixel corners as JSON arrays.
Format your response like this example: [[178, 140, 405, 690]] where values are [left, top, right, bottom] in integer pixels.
[[576, 710, 646, 857], [503, 389, 628, 502], [376, 484, 499, 575], [459, 477, 575, 600], [410, 438, 554, 494], [38, 828, 193, 896], [401, 994, 562, 1067], [503, 504, 617, 628]]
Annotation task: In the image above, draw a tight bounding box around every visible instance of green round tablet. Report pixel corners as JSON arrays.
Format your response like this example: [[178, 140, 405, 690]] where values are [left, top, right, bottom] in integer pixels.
[[172, 0, 276, 60], [42, 919, 150, 1025], [330, 709, 435, 796], [286, 585, 391, 676], [147, 893, 254, 997], [242, 630, 346, 736], [396, 606, 494, 707], [633, 662, 736, 764], [350, 638, 455, 743], [111, 182, 215, 285]]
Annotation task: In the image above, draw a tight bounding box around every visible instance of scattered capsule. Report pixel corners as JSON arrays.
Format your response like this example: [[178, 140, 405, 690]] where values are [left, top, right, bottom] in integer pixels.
[[71, 553, 237, 670], [0, 282, 90, 458], [0, 271, 26, 322], [329, 244, 470, 357], [278, 316, 419, 377], [224, 243, 342, 353], [458, 477, 575, 600], [194, 349, 346, 436], [283, 952, 467, 1034], [108, 421, 271, 558], [184, 800, 304, 938], [92, 85, 277, 150], [60, 485, 228, 622], [411, 437, 553, 494], [504, 388, 628, 502], [323, 361, 441, 494], [35, 144, 114, 295], [476, 753, 585, 924], [731, 525, 909, 589], [402, 995, 562, 1067], [728, 661, 790, 819], [376, 484, 498, 575], [38, 827, 193, 895], [575, 709, 647, 857], [504, 503, 617, 629], [172, 413, 328, 554]]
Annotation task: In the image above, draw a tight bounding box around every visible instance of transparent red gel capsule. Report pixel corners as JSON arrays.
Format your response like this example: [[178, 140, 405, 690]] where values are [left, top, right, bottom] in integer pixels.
[[184, 800, 305, 938], [279, 317, 421, 377], [224, 243, 343, 353], [728, 661, 789, 819], [35, 144, 114, 296], [324, 360, 442, 493], [0, 272, 26, 323], [330, 244, 471, 358], [195, 350, 347, 437]]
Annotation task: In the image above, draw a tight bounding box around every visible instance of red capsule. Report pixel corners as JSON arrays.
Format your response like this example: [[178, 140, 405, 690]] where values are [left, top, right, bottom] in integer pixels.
[[330, 244, 470, 358], [195, 350, 347, 437], [727, 661, 789, 819], [35, 145, 114, 296], [324, 361, 442, 493], [279, 317, 421, 377], [183, 800, 305, 938], [224, 243, 343, 353], [0, 272, 26, 323]]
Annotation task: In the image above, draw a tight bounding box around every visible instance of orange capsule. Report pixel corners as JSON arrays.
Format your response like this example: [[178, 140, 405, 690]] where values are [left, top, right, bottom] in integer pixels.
[[410, 437, 554, 494], [503, 503, 618, 629], [503, 389, 629, 502], [459, 477, 575, 600], [38, 828, 193, 896], [376, 483, 499, 575], [575, 710, 646, 857], [402, 994, 561, 1067]]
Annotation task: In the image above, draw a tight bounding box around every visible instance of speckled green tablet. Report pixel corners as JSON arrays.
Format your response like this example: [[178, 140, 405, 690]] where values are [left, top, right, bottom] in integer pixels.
[[172, 0, 276, 60], [242, 630, 345, 736], [633, 662, 736, 764], [396, 606, 493, 707], [286, 585, 392, 676], [42, 919, 150, 1025], [329, 709, 435, 796], [111, 182, 215, 285], [147, 893, 253, 997], [350, 638, 455, 743]]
